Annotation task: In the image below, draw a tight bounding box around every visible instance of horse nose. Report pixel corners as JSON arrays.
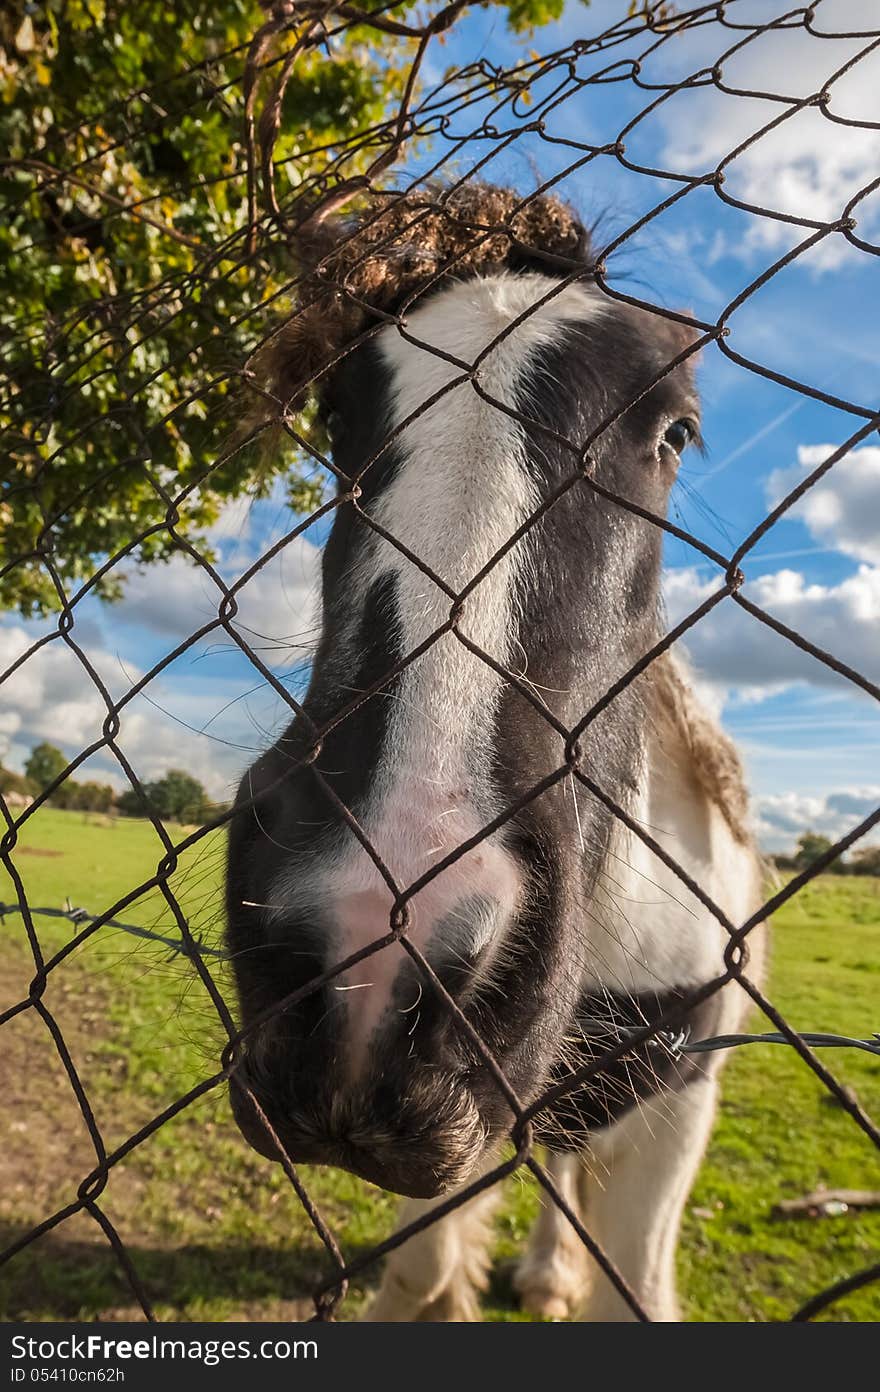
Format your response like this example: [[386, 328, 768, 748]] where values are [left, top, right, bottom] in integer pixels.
[[229, 1056, 487, 1199], [325, 883, 516, 1083]]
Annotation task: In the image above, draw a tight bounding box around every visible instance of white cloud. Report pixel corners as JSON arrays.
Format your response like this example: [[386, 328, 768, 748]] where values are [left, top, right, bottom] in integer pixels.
[[0, 624, 119, 757], [114, 535, 321, 650], [0, 493, 322, 801], [766, 443, 880, 566], [657, 3, 880, 271], [754, 785, 880, 854], [0, 617, 294, 800], [0, 625, 147, 795], [202, 492, 257, 546], [666, 434, 880, 700], [664, 562, 880, 697]]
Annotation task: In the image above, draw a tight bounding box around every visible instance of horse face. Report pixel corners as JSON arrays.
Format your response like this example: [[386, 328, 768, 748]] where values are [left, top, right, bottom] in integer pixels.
[[227, 267, 699, 1197]]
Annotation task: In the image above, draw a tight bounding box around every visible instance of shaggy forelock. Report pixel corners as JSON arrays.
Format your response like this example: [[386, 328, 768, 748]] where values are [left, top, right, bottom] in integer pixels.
[[243, 182, 593, 428]]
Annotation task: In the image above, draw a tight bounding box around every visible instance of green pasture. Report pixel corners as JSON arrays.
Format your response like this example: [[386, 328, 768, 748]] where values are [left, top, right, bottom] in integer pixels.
[[1, 809, 878, 1321]]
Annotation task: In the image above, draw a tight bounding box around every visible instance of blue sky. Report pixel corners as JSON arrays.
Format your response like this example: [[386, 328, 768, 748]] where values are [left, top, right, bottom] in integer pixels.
[[2, 0, 878, 853]]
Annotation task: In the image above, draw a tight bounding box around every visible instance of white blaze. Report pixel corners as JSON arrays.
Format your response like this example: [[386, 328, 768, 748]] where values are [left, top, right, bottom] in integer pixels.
[[367, 270, 600, 823], [281, 271, 601, 1073]]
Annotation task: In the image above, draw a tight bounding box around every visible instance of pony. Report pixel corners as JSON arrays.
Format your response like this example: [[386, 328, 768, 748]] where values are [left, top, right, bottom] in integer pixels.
[[225, 183, 764, 1320]]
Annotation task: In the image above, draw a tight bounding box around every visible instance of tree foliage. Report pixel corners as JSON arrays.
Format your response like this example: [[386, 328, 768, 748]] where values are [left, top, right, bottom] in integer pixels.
[[1, 0, 571, 616], [773, 832, 877, 877], [52, 778, 116, 812], [145, 768, 211, 822], [848, 844, 880, 876], [0, 764, 38, 798], [793, 832, 837, 871], [6, 740, 225, 820], [116, 767, 213, 823], [23, 740, 68, 790]]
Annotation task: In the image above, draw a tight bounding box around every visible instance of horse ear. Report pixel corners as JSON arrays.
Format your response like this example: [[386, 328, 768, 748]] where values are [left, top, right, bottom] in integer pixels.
[[294, 214, 350, 277], [667, 309, 702, 361], [232, 300, 333, 451], [240, 214, 358, 425], [571, 217, 591, 263], [250, 304, 335, 408]]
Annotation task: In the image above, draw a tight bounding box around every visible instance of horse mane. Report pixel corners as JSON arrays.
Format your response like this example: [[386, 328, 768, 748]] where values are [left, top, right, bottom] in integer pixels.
[[649, 653, 753, 847], [241, 182, 593, 433]]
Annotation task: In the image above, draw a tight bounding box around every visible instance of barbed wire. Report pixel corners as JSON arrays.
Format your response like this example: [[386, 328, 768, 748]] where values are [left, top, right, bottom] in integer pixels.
[[1, 0, 879, 1328], [2, 902, 879, 1057], [0, 900, 227, 961]]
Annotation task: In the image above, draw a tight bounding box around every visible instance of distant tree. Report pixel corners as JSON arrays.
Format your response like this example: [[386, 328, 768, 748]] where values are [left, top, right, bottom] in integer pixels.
[[24, 741, 68, 791], [115, 770, 218, 822], [0, 765, 38, 797], [90, 782, 115, 812], [793, 831, 839, 873], [848, 844, 880, 877], [116, 788, 146, 818], [65, 780, 116, 813], [49, 779, 79, 810], [144, 768, 209, 823], [770, 851, 797, 873]]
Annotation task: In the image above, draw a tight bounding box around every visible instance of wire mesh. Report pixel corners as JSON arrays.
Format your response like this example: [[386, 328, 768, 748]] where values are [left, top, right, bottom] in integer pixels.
[[1, 0, 878, 1324]]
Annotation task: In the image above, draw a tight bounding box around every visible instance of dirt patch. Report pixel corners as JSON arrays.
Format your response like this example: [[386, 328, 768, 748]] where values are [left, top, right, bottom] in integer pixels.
[[14, 846, 63, 857], [2, 944, 115, 1161], [0, 935, 321, 1322], [0, 937, 121, 1317], [1, 943, 106, 1222]]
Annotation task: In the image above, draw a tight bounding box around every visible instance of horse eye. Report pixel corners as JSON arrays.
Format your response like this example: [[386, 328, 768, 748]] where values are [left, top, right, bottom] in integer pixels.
[[663, 419, 694, 456]]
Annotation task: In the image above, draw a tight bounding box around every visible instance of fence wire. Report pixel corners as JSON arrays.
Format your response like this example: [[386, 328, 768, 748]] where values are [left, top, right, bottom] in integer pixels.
[[1, 0, 879, 1325]]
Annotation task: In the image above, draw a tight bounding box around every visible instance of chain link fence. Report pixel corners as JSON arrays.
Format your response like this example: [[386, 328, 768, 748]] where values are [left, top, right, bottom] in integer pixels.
[[1, 0, 879, 1323]]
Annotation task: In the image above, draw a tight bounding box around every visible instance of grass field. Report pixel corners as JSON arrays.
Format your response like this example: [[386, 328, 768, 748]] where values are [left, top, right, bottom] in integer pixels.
[[1, 807, 878, 1322]]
